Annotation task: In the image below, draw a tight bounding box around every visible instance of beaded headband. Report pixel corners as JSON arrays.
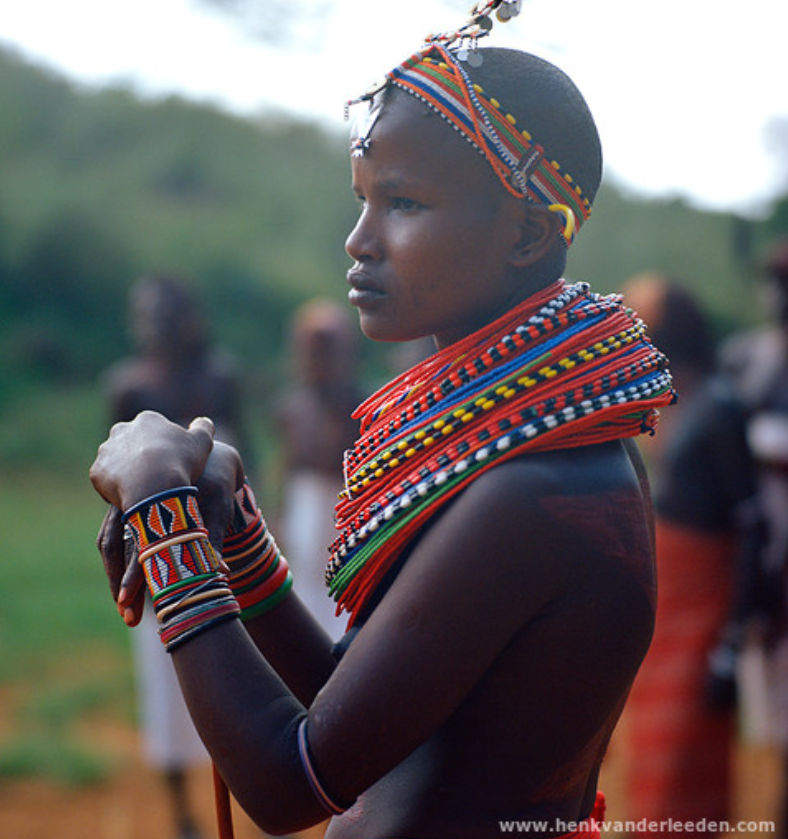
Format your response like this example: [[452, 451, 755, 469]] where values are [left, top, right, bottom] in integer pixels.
[[345, 0, 591, 247]]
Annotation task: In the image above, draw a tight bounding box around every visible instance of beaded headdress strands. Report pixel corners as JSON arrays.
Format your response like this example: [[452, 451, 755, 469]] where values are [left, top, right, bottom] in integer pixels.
[[344, 0, 590, 246]]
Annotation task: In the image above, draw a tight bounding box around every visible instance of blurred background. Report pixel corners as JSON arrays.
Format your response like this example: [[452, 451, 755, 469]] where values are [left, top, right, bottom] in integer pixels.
[[0, 1, 786, 837]]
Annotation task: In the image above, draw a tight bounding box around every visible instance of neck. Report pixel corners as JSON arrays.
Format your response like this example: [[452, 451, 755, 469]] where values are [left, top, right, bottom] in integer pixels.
[[433, 278, 563, 351]]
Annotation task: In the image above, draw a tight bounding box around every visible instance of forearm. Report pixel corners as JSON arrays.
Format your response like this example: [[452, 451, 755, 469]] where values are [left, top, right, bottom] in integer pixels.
[[171, 620, 330, 834], [242, 595, 338, 705], [124, 484, 341, 832], [90, 417, 346, 829], [222, 480, 337, 704]]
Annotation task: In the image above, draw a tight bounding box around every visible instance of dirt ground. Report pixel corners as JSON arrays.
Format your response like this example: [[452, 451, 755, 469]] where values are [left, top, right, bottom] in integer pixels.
[[0, 713, 782, 839]]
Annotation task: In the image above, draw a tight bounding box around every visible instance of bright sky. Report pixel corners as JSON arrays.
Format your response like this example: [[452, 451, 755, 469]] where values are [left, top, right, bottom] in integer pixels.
[[2, 0, 786, 217]]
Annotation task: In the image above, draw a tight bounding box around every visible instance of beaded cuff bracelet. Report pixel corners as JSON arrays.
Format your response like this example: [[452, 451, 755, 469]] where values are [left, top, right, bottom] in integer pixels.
[[123, 486, 203, 549], [123, 486, 224, 596], [223, 482, 293, 621], [123, 486, 239, 651]]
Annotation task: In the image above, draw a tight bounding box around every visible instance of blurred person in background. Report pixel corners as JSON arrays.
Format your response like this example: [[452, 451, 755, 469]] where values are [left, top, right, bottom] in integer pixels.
[[102, 272, 252, 839], [622, 273, 759, 837], [272, 299, 364, 641], [719, 238, 788, 838]]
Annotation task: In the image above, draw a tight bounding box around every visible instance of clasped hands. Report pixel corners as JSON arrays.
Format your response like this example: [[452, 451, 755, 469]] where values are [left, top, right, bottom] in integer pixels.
[[89, 410, 246, 626]]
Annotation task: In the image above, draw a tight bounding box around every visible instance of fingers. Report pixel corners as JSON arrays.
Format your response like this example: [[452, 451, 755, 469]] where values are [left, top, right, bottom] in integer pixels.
[[201, 498, 232, 576], [93, 415, 222, 628], [196, 440, 246, 553], [96, 506, 148, 627], [118, 560, 147, 627], [97, 507, 128, 602], [91, 412, 217, 511], [186, 416, 216, 486]]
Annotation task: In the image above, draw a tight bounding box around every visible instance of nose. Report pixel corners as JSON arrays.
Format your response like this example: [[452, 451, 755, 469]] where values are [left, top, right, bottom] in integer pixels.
[[345, 204, 381, 263]]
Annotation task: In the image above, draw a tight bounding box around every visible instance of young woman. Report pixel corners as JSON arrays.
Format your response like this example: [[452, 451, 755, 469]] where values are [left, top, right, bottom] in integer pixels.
[[90, 4, 674, 835]]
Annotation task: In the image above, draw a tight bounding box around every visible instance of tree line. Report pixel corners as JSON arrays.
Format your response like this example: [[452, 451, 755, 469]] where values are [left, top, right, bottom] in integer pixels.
[[0, 45, 785, 398]]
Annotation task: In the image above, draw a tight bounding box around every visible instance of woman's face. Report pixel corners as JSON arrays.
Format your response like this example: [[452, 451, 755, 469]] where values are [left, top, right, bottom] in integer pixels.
[[345, 91, 531, 350]]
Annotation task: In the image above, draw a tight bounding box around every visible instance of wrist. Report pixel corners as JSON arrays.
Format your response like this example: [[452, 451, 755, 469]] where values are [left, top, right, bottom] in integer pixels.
[[123, 486, 240, 651], [119, 471, 197, 515], [122, 485, 201, 530], [224, 481, 293, 621]]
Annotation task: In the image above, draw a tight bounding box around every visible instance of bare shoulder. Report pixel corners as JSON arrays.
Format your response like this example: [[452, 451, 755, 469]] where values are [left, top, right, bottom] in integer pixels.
[[360, 438, 655, 661], [431, 439, 654, 589], [466, 437, 646, 502]]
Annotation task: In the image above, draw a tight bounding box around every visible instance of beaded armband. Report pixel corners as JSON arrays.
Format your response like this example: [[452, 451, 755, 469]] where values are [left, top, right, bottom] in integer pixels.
[[223, 481, 293, 621], [297, 718, 353, 815], [123, 487, 240, 651]]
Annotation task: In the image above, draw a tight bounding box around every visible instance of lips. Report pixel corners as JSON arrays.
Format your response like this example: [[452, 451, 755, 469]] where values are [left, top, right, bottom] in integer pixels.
[[347, 267, 386, 308]]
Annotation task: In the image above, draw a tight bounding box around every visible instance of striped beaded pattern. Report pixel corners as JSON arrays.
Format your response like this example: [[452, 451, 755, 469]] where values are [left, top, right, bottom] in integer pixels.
[[143, 535, 223, 596], [326, 281, 676, 624], [122, 486, 237, 649], [122, 487, 224, 597], [123, 487, 203, 550], [153, 575, 240, 652], [386, 44, 591, 244], [223, 482, 294, 621]]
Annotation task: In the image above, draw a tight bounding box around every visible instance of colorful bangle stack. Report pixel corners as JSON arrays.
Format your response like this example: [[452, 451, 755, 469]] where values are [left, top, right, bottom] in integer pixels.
[[223, 481, 293, 622], [122, 486, 240, 651]]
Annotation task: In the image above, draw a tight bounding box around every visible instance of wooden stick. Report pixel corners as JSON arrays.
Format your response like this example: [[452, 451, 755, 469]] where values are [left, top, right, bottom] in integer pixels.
[[213, 763, 235, 839]]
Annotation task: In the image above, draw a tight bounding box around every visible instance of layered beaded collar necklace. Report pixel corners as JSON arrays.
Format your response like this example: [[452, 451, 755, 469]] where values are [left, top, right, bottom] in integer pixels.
[[326, 281, 676, 625]]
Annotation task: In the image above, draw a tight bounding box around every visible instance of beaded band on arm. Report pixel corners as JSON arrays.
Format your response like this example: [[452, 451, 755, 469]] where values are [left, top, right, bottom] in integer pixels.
[[223, 481, 294, 621], [123, 486, 240, 652], [297, 718, 354, 815]]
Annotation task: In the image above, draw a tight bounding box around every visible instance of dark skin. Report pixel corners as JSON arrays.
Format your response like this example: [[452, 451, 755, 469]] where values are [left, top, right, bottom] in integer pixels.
[[90, 91, 657, 837]]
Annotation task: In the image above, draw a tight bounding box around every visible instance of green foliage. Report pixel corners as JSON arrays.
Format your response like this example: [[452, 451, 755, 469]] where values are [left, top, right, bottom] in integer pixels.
[[0, 470, 126, 681], [0, 43, 785, 463], [0, 47, 357, 387], [0, 470, 134, 786], [0, 383, 107, 471], [1, 44, 786, 394]]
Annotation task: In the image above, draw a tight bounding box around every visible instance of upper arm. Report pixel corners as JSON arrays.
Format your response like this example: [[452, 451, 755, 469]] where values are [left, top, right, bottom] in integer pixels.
[[306, 459, 564, 801], [623, 437, 654, 553]]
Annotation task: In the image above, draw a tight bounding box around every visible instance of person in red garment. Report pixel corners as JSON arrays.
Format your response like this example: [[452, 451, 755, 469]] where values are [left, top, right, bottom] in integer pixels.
[[89, 3, 675, 835], [621, 274, 758, 837]]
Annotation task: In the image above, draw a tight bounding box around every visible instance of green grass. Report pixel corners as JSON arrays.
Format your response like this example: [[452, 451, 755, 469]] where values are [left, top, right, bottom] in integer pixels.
[[0, 382, 281, 787], [0, 410, 137, 785], [0, 733, 116, 786], [0, 470, 128, 678]]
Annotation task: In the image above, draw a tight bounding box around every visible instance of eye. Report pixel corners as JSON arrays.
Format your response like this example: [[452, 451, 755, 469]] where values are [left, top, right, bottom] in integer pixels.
[[391, 197, 420, 212]]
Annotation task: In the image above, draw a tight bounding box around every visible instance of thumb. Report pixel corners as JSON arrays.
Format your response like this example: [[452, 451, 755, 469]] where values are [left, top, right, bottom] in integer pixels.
[[185, 416, 215, 483], [189, 415, 216, 439]]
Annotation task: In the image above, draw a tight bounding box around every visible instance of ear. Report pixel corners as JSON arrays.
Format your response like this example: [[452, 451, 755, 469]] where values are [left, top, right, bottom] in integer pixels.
[[508, 206, 562, 269]]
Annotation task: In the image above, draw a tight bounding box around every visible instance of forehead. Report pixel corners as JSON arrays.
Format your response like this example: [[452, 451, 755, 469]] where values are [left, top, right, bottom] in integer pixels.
[[350, 89, 499, 194]]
